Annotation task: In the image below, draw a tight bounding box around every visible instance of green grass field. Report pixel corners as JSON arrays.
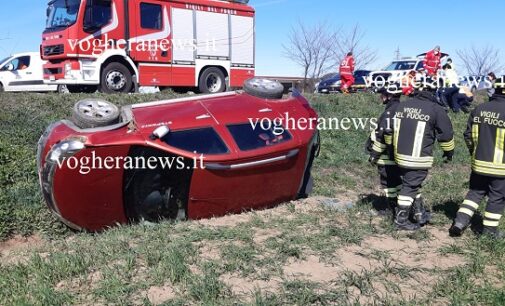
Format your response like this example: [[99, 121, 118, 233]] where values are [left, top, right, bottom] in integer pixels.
[[0, 91, 504, 305]]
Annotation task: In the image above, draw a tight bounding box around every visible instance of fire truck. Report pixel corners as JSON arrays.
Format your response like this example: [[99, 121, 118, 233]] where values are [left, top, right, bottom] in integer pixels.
[[41, 0, 255, 93]]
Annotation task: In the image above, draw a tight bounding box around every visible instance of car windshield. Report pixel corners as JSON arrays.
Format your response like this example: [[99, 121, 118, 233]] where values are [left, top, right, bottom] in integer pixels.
[[45, 0, 81, 31], [0, 57, 12, 67], [321, 73, 338, 81], [384, 61, 417, 71]]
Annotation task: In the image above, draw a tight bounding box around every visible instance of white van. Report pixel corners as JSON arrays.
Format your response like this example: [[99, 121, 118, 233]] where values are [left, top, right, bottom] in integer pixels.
[[0, 52, 65, 92]]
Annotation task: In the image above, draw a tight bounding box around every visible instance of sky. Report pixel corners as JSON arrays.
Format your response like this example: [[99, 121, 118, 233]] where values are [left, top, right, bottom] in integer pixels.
[[0, 0, 503, 77]]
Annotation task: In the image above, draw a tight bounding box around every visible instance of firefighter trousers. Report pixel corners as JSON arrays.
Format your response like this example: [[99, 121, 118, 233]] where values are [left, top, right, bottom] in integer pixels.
[[378, 165, 402, 199], [456, 172, 505, 230], [397, 169, 429, 209]]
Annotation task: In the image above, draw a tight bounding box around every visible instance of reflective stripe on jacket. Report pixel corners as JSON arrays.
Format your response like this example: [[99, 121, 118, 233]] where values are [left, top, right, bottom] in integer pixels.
[[394, 92, 454, 169], [464, 95, 505, 177]]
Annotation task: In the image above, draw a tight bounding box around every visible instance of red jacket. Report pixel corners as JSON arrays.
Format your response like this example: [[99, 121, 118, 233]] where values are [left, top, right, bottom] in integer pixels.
[[423, 50, 441, 76], [339, 55, 355, 76]]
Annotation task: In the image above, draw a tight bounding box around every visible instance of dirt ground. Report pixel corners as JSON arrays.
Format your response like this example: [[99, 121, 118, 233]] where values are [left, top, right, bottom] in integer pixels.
[[0, 196, 469, 305]]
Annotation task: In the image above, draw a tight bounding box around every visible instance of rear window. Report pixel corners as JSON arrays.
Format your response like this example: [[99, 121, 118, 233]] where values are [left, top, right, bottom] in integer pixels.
[[227, 123, 292, 151], [161, 127, 228, 155]]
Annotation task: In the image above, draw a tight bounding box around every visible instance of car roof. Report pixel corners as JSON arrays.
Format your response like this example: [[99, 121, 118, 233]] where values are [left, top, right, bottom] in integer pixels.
[[7, 52, 39, 58]]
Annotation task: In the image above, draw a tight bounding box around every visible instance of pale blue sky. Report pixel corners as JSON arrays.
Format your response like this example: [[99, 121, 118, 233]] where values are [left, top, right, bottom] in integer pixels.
[[0, 0, 503, 76]]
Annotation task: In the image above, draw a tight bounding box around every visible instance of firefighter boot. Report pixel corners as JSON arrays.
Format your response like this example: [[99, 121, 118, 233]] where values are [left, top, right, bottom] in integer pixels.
[[395, 208, 421, 231], [449, 213, 471, 237], [412, 197, 431, 225], [482, 227, 505, 239]]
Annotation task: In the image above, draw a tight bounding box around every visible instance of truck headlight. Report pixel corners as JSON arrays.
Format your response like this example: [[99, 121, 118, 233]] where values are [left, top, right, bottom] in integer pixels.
[[65, 63, 72, 77]]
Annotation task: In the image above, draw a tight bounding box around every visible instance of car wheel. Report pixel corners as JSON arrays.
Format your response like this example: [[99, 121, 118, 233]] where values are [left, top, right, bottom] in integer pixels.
[[199, 67, 226, 94], [57, 85, 69, 94], [0, 83, 4, 92], [243, 78, 284, 99], [100, 62, 133, 94], [71, 99, 120, 129]]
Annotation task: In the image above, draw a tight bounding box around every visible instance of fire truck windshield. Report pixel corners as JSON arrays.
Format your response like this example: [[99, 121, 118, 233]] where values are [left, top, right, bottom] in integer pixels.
[[45, 0, 81, 32]]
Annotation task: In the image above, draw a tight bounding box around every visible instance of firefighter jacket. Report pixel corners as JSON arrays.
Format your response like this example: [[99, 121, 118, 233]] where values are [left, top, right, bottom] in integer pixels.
[[339, 55, 355, 76], [393, 91, 455, 169], [367, 97, 401, 166], [464, 94, 505, 178]]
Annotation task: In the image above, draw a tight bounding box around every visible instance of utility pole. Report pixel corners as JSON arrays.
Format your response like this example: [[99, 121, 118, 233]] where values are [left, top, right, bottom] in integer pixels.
[[395, 47, 401, 60]]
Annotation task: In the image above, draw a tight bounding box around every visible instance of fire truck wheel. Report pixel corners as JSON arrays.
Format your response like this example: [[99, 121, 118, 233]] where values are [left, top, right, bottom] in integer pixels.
[[243, 78, 284, 99], [199, 67, 226, 93], [100, 63, 133, 93], [72, 99, 120, 129]]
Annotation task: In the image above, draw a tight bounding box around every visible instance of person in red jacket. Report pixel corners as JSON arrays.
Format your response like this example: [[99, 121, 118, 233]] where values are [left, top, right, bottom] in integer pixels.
[[340, 52, 355, 94], [423, 46, 442, 77]]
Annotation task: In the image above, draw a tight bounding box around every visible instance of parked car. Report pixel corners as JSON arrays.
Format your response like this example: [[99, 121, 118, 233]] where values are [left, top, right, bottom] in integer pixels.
[[316, 70, 371, 93], [0, 52, 66, 92], [37, 78, 320, 231], [368, 53, 449, 89]]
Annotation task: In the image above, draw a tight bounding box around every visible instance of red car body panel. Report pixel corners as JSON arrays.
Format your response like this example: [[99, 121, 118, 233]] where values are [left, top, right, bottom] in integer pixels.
[[38, 91, 319, 231]]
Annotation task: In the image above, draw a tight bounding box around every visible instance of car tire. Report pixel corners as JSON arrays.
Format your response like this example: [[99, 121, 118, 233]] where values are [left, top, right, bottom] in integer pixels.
[[243, 78, 284, 99], [100, 62, 133, 94], [199, 67, 226, 94], [57, 85, 69, 94], [71, 99, 120, 129], [0, 83, 4, 92]]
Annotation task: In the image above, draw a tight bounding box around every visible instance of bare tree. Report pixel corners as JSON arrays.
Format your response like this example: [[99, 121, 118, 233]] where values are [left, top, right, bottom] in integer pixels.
[[456, 45, 504, 76], [335, 24, 378, 70], [283, 21, 377, 91], [282, 20, 339, 91]]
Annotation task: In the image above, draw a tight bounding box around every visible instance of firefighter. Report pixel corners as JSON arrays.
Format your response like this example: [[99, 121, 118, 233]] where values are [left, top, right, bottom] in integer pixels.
[[393, 91, 455, 230], [339, 52, 355, 94], [423, 46, 442, 78], [450, 81, 505, 238], [367, 88, 403, 213]]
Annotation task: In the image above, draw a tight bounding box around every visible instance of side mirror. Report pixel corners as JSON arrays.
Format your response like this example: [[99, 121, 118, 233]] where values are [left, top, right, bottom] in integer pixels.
[[5, 63, 14, 71], [150, 126, 170, 140]]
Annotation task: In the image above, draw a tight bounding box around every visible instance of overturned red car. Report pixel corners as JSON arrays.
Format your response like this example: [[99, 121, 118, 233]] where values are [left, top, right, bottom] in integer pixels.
[[37, 79, 320, 231]]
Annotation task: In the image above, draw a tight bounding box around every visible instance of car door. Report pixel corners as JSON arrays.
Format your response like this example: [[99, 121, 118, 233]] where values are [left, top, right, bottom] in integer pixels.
[[129, 0, 172, 86]]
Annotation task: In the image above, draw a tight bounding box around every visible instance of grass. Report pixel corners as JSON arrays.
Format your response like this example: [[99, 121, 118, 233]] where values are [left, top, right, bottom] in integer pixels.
[[1, 90, 504, 305]]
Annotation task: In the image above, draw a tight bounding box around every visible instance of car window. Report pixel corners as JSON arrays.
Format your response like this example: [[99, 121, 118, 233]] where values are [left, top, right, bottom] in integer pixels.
[[415, 62, 424, 70], [2, 56, 31, 71], [385, 61, 416, 71], [227, 123, 292, 151], [141, 3, 162, 30], [161, 127, 228, 155]]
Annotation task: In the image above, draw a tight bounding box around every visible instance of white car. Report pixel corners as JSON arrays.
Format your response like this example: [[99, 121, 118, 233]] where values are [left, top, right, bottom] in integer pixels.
[[368, 53, 449, 88], [0, 52, 65, 92]]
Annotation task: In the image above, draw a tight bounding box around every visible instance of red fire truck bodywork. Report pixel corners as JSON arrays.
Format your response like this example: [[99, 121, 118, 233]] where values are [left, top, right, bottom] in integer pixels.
[[42, 0, 255, 93]]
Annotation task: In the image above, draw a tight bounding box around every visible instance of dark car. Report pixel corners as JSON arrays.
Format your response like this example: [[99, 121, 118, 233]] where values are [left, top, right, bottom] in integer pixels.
[[316, 70, 371, 94]]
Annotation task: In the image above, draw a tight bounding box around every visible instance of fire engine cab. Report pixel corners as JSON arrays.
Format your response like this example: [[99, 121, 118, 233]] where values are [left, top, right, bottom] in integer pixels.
[[42, 0, 255, 93]]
